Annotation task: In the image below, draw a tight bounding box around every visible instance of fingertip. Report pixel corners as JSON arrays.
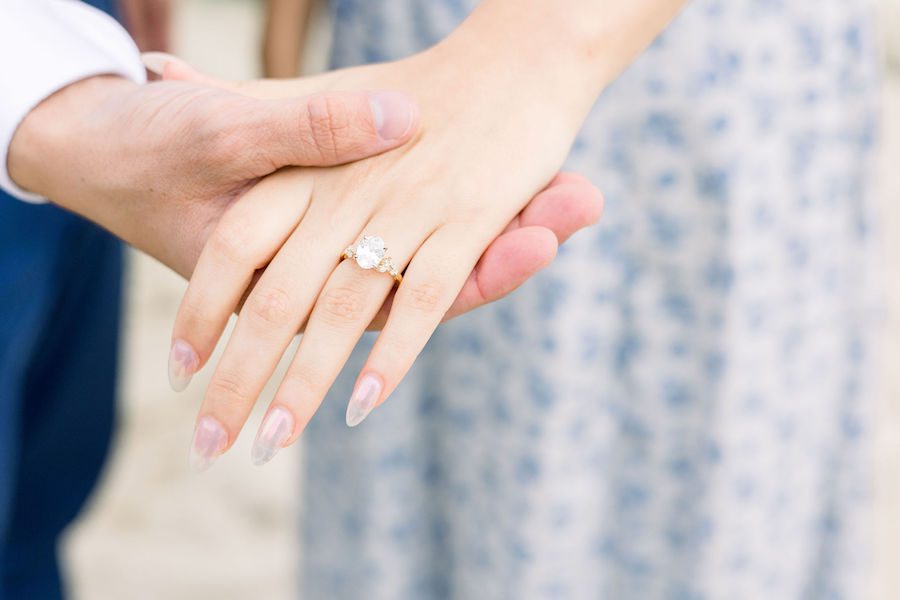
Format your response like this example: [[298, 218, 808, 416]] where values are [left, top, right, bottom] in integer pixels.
[[546, 171, 592, 190], [162, 58, 206, 83], [346, 373, 383, 427], [141, 51, 176, 77], [525, 226, 560, 268], [445, 227, 558, 322], [476, 226, 558, 299], [168, 338, 200, 392], [251, 406, 294, 466], [367, 91, 418, 142], [520, 181, 604, 243], [142, 52, 223, 87], [578, 184, 605, 226], [188, 415, 228, 472]]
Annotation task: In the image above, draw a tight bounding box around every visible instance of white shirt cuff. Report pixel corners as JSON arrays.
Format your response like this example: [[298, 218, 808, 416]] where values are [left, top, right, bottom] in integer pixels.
[[0, 0, 147, 203]]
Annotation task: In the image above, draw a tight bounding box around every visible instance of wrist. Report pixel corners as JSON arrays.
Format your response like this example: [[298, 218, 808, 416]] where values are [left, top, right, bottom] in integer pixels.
[[8, 75, 138, 206], [435, 0, 685, 132], [430, 9, 601, 143]]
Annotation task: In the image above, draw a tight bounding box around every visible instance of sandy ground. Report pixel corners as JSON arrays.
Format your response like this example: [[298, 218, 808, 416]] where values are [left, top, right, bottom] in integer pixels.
[[60, 1, 900, 598]]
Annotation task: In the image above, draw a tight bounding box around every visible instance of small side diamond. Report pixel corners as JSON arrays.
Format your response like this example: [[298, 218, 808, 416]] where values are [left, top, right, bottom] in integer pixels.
[[376, 257, 395, 273]]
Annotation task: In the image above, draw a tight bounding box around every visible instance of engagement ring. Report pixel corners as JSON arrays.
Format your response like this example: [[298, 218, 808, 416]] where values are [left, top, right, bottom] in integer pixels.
[[341, 235, 403, 283]]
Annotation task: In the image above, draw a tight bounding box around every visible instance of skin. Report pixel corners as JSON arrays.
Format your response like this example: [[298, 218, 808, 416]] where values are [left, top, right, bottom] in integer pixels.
[[7, 75, 420, 278], [5, 59, 605, 433], [165, 0, 687, 468]]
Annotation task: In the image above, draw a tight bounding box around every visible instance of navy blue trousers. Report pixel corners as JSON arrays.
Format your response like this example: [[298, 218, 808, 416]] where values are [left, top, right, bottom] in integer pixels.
[[1, 2, 122, 598]]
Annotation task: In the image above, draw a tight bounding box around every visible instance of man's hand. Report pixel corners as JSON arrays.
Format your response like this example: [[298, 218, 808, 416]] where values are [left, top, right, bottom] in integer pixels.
[[7, 73, 419, 277]]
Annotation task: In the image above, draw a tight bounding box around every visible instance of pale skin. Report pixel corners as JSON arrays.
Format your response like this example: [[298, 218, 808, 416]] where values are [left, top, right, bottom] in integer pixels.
[[164, 0, 688, 468], [6, 47, 605, 445], [7, 75, 422, 278]]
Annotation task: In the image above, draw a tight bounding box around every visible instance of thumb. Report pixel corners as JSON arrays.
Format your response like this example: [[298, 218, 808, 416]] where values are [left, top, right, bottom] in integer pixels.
[[142, 51, 226, 87], [244, 90, 419, 168], [143, 53, 420, 168]]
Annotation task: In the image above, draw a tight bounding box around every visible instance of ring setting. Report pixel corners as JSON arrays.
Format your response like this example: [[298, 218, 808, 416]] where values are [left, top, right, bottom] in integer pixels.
[[342, 235, 402, 283]]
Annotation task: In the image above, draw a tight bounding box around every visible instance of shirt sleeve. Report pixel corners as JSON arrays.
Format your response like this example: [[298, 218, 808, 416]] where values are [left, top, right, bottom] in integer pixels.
[[0, 0, 147, 203]]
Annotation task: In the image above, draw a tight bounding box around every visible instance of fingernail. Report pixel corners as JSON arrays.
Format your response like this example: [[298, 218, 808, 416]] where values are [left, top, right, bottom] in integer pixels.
[[346, 374, 383, 427], [141, 51, 180, 76], [168, 339, 199, 392], [251, 407, 294, 466], [189, 416, 228, 472], [368, 92, 415, 141]]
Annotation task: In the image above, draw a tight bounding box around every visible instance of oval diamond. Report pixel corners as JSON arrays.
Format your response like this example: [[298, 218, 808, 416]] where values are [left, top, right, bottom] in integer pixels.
[[354, 236, 386, 269]]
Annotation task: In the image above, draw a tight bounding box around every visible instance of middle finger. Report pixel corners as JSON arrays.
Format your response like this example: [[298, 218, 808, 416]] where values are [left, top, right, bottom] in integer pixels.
[[188, 191, 368, 470]]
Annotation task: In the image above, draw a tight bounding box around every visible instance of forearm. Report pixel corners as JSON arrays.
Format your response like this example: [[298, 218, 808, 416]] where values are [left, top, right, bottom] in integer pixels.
[[7, 76, 138, 222], [437, 0, 687, 136], [5, 75, 205, 271], [8, 76, 189, 274]]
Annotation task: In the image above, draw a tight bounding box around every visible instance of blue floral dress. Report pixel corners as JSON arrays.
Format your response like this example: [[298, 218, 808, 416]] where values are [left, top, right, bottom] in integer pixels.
[[301, 1, 882, 598]]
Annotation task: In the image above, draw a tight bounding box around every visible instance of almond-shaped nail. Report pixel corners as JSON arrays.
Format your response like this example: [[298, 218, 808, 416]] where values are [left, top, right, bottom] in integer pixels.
[[346, 374, 383, 427], [168, 339, 199, 392], [368, 92, 416, 141], [251, 407, 294, 466], [141, 51, 180, 76], [189, 416, 228, 472]]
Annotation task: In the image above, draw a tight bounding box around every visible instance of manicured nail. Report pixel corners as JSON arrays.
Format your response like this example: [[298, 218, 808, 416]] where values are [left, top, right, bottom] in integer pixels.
[[141, 51, 180, 76], [368, 92, 415, 141], [189, 416, 228, 472], [346, 374, 383, 427], [168, 339, 199, 392], [251, 407, 294, 466]]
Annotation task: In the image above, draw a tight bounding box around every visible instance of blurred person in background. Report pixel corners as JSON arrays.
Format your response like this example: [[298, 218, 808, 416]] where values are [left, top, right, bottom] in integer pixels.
[[119, 0, 171, 53], [247, 0, 881, 598], [264, 0, 313, 78]]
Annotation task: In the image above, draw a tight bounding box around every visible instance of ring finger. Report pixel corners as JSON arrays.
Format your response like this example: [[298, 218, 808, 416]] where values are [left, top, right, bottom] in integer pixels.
[[250, 218, 434, 464]]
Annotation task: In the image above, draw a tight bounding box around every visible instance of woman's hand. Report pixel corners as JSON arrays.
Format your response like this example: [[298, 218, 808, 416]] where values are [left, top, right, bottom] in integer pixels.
[[161, 46, 604, 469]]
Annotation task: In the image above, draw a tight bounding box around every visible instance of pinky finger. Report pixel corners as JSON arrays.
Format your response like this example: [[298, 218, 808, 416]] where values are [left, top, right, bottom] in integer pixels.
[[443, 225, 557, 322]]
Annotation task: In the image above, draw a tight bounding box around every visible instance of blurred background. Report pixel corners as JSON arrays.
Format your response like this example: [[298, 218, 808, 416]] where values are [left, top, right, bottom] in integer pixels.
[[55, 0, 900, 598]]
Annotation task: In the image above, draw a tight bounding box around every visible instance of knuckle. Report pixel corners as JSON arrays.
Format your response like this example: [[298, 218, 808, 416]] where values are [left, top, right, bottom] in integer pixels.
[[306, 95, 347, 161], [319, 285, 367, 327], [282, 364, 322, 395], [208, 370, 250, 405], [247, 286, 293, 327], [304, 94, 356, 162], [404, 281, 445, 314], [178, 300, 218, 335], [209, 218, 253, 266], [207, 122, 247, 164]]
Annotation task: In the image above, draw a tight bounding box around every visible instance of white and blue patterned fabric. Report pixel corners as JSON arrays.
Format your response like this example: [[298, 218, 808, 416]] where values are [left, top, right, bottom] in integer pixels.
[[301, 1, 882, 598]]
